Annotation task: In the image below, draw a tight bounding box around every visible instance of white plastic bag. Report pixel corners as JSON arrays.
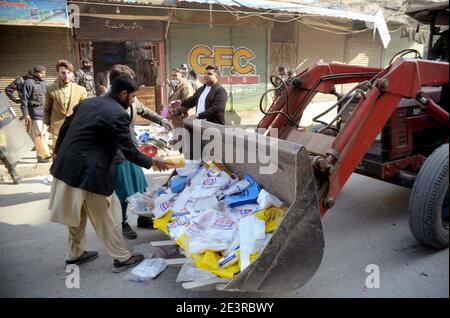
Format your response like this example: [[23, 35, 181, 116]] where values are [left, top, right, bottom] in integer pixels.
[[224, 231, 240, 255], [190, 167, 209, 185], [192, 196, 219, 212], [257, 189, 283, 210], [188, 238, 229, 254], [167, 215, 191, 240], [176, 260, 217, 283], [201, 174, 232, 189], [239, 215, 265, 271], [124, 258, 167, 282], [190, 186, 218, 199], [171, 186, 193, 212], [204, 212, 237, 243], [217, 179, 251, 200], [184, 210, 237, 253], [186, 210, 215, 238], [231, 204, 260, 219], [42, 175, 53, 185], [153, 193, 176, 219], [176, 161, 201, 177], [127, 192, 154, 216], [169, 225, 189, 240]]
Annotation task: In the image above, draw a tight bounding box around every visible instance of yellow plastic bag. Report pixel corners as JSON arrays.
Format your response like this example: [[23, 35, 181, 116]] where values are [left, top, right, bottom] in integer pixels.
[[254, 206, 288, 233], [192, 251, 236, 279], [176, 233, 191, 254], [153, 211, 173, 235], [237, 250, 261, 270]]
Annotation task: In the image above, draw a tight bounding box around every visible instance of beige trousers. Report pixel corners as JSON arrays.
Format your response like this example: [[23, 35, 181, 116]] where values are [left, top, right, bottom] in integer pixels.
[[49, 178, 131, 262], [28, 120, 49, 159], [67, 191, 131, 262]]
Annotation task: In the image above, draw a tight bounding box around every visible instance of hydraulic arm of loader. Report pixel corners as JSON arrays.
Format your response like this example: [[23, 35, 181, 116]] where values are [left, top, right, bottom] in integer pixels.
[[258, 58, 449, 216]]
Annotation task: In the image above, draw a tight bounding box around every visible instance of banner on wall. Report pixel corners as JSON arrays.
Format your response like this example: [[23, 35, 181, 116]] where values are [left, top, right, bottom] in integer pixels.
[[169, 24, 267, 111], [0, 0, 69, 27], [186, 44, 266, 111], [189, 45, 261, 85]]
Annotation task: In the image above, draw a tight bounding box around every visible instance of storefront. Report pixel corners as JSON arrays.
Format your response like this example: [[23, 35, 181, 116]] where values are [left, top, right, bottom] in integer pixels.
[[0, 0, 73, 116], [168, 23, 268, 112], [73, 15, 167, 119]]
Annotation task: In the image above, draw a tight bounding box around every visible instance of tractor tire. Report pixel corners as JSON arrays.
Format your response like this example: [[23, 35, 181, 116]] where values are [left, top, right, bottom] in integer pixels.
[[308, 124, 338, 136], [409, 144, 449, 249]]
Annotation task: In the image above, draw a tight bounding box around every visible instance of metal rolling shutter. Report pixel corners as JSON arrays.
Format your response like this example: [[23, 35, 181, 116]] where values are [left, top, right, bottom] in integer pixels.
[[0, 26, 75, 116], [343, 31, 383, 94], [345, 31, 383, 67], [297, 24, 346, 102], [383, 29, 425, 67]]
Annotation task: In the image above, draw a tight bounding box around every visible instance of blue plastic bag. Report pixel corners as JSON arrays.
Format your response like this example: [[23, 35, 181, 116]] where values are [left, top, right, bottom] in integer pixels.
[[224, 175, 261, 208]]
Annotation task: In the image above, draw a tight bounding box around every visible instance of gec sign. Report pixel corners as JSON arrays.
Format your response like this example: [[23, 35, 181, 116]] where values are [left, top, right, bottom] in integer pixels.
[[189, 45, 256, 75]]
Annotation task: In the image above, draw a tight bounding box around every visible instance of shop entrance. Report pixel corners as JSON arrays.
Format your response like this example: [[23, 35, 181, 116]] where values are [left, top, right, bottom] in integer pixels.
[[78, 40, 164, 123]]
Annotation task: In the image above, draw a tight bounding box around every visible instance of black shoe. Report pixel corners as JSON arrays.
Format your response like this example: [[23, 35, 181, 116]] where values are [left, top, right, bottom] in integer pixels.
[[112, 253, 144, 273], [122, 223, 138, 240], [137, 216, 154, 229], [65, 251, 98, 265], [9, 171, 21, 184], [37, 158, 51, 163], [11, 175, 22, 184]]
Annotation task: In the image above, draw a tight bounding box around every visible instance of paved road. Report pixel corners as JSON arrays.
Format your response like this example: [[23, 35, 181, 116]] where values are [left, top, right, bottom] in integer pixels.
[[0, 172, 448, 298]]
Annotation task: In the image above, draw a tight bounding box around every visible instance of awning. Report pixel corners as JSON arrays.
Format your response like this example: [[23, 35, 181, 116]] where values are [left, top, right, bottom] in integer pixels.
[[406, 1, 449, 25], [179, 0, 377, 23], [85, 0, 176, 5]]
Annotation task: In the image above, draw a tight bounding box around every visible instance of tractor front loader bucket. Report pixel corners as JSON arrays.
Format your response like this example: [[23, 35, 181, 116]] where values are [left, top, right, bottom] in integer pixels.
[[180, 119, 324, 293]]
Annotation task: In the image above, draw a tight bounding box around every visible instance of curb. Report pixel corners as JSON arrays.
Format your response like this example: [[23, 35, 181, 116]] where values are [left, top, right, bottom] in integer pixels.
[[0, 162, 52, 181]]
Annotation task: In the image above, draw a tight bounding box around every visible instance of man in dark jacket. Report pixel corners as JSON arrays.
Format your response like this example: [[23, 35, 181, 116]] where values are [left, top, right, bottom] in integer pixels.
[[5, 70, 32, 104], [107, 64, 173, 239], [21, 66, 49, 162], [48, 75, 169, 272], [170, 64, 228, 125], [75, 58, 96, 98]]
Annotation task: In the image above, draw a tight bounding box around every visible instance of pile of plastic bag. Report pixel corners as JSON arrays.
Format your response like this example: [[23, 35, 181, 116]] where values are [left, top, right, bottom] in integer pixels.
[[126, 160, 287, 283], [134, 124, 173, 158]]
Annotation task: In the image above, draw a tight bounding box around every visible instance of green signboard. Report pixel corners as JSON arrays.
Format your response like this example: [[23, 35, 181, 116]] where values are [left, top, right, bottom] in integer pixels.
[[169, 24, 267, 111]]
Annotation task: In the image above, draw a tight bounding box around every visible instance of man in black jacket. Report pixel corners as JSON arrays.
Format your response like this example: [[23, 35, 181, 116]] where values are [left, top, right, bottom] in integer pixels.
[[5, 70, 32, 104], [48, 75, 169, 272], [170, 64, 228, 125], [21, 66, 49, 162]]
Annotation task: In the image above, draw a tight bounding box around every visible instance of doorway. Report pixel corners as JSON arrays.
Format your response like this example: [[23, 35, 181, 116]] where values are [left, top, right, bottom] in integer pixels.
[[78, 40, 164, 122]]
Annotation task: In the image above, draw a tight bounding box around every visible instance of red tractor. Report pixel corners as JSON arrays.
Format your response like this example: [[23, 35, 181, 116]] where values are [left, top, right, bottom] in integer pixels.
[[182, 3, 448, 292], [257, 3, 448, 250]]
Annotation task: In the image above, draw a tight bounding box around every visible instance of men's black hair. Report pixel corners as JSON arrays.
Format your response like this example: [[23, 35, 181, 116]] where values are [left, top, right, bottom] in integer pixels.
[[110, 64, 135, 83], [111, 74, 139, 95], [189, 69, 197, 79], [205, 64, 220, 77]]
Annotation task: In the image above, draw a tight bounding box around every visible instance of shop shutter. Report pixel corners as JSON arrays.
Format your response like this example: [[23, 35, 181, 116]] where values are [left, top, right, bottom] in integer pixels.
[[297, 24, 346, 102], [0, 26, 74, 116], [383, 29, 425, 67], [342, 31, 383, 94], [345, 31, 383, 67]]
